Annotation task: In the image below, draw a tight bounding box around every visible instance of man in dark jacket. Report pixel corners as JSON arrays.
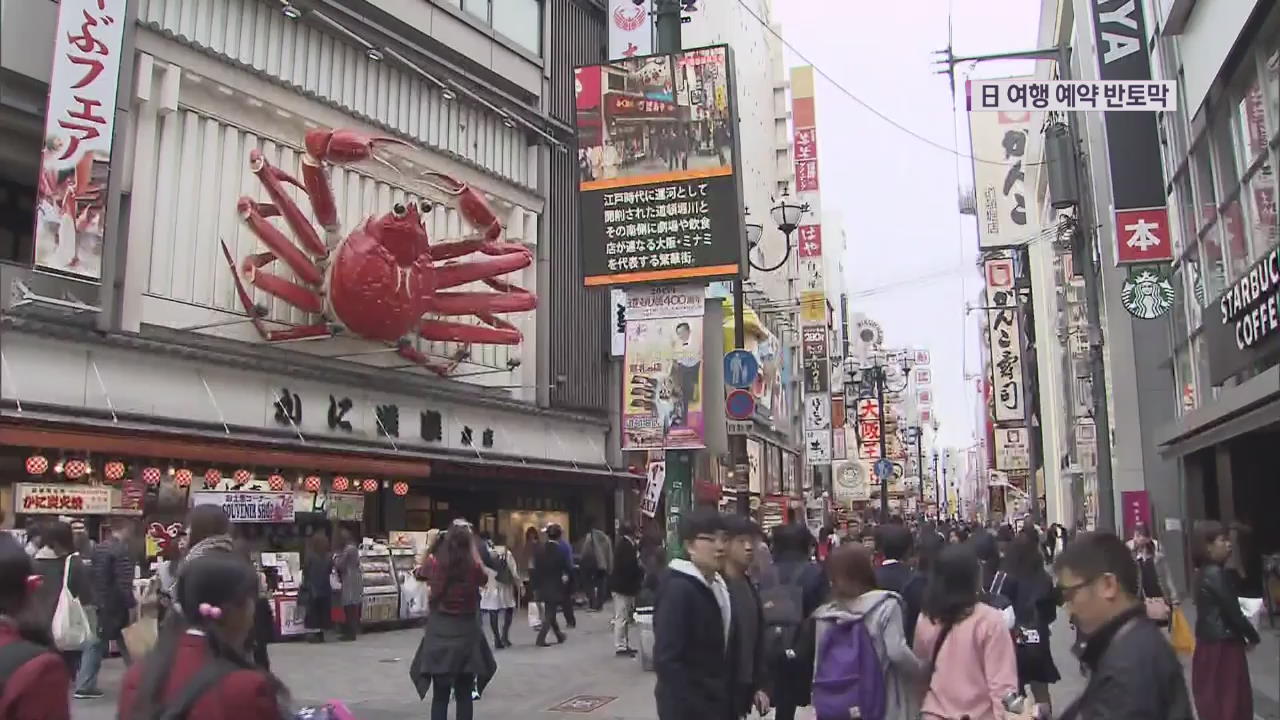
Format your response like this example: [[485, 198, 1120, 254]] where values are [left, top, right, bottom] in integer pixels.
[[76, 518, 135, 698], [762, 524, 827, 720], [654, 509, 731, 720], [874, 524, 924, 645], [533, 524, 570, 647], [609, 523, 643, 656], [723, 516, 768, 720], [1022, 532, 1193, 720]]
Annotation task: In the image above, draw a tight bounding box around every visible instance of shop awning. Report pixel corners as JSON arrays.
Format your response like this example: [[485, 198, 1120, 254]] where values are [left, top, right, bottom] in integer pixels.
[[1157, 367, 1280, 457]]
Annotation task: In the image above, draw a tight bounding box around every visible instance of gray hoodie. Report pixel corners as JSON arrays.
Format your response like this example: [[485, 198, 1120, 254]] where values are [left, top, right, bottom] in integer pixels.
[[813, 589, 928, 720]]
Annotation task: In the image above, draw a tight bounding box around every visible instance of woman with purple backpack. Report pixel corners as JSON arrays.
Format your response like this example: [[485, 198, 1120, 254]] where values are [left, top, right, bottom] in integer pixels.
[[810, 544, 928, 720]]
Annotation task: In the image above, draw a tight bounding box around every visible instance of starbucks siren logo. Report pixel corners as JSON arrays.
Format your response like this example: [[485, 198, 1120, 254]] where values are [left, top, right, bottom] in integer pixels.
[[1121, 267, 1175, 319]]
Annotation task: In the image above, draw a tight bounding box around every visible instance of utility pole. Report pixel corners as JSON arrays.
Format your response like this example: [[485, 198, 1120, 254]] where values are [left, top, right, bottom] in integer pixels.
[[938, 44, 1117, 532]]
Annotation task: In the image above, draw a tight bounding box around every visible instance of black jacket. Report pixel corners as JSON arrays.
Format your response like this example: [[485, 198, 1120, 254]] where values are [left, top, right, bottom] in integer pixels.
[[610, 536, 643, 596], [1193, 564, 1261, 644], [1060, 605, 1193, 720], [654, 564, 731, 720], [764, 556, 828, 705], [874, 561, 923, 645], [726, 574, 766, 717], [89, 538, 135, 639], [532, 540, 570, 603]]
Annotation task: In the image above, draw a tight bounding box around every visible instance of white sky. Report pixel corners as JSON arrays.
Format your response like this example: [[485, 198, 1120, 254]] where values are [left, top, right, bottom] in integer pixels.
[[773, 0, 1041, 448]]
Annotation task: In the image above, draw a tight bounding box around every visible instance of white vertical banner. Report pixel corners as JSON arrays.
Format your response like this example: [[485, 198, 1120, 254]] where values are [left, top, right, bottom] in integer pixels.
[[984, 257, 1024, 423], [32, 0, 129, 280], [640, 461, 665, 518], [610, 289, 627, 357], [607, 0, 653, 60], [967, 79, 1041, 250]]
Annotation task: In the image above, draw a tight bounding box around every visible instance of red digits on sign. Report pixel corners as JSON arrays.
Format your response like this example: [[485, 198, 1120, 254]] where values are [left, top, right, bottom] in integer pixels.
[[68, 55, 106, 89], [57, 96, 107, 160]]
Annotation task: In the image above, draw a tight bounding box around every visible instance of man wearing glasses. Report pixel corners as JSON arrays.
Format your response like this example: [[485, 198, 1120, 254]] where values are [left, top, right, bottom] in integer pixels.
[[1009, 532, 1192, 719], [653, 509, 734, 720]]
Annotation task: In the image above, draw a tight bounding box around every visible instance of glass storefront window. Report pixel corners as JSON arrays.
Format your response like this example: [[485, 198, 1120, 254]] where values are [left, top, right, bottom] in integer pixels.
[[1244, 164, 1278, 256], [1193, 334, 1218, 400], [1201, 223, 1227, 300], [1170, 265, 1188, 336], [1174, 171, 1196, 257], [492, 0, 542, 54], [1237, 75, 1269, 168], [1211, 111, 1241, 197], [463, 0, 490, 20], [1221, 196, 1251, 278], [1264, 33, 1279, 141], [1191, 140, 1218, 229], [1174, 344, 1195, 414], [1184, 247, 1204, 328]]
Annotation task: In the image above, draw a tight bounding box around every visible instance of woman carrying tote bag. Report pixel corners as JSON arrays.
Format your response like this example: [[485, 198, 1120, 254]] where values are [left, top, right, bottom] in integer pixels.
[[30, 521, 93, 674]]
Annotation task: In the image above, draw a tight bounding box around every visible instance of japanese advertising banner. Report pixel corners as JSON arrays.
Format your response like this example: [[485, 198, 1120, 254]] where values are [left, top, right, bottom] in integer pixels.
[[994, 426, 1030, 471], [985, 258, 1024, 423], [640, 461, 665, 518], [967, 80, 1041, 250], [32, 0, 128, 280], [577, 45, 746, 286], [607, 0, 653, 60], [191, 491, 296, 524], [622, 311, 706, 450], [15, 483, 112, 515]]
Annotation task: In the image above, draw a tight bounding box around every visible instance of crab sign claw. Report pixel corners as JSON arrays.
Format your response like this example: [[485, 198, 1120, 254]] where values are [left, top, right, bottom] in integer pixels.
[[302, 128, 414, 235], [420, 172, 503, 241]]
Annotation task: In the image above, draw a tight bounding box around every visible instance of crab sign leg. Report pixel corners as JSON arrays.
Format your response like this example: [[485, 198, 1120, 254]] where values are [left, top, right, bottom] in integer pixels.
[[240, 252, 324, 314], [237, 197, 324, 286], [427, 238, 532, 261], [248, 150, 327, 258], [218, 241, 333, 342], [417, 317, 523, 344], [394, 342, 468, 376], [425, 288, 537, 315], [435, 251, 532, 290]]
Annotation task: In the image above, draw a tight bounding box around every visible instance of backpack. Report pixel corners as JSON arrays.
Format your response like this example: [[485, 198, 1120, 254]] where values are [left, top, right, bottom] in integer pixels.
[[758, 563, 806, 662], [812, 601, 890, 720], [981, 571, 1016, 630], [494, 549, 515, 586]]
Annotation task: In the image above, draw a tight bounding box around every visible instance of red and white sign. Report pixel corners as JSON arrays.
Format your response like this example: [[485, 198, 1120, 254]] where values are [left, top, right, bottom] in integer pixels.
[[796, 225, 823, 257], [32, 0, 128, 280], [607, 0, 652, 60], [1114, 207, 1173, 264], [16, 483, 112, 514], [985, 258, 1015, 290], [794, 128, 817, 162]]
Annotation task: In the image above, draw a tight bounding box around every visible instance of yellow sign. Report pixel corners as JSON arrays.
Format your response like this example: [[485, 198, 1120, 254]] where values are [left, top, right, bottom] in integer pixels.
[[801, 292, 826, 324]]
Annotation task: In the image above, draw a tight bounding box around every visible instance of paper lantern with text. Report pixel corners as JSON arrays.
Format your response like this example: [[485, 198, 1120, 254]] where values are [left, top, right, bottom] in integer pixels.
[[392, 481, 409, 496], [142, 467, 163, 486], [361, 478, 378, 493], [233, 469, 252, 484], [304, 475, 322, 492], [331, 476, 350, 492], [174, 468, 193, 487], [104, 461, 126, 481], [268, 474, 285, 491], [63, 459, 87, 480], [204, 469, 221, 488], [25, 455, 49, 476]]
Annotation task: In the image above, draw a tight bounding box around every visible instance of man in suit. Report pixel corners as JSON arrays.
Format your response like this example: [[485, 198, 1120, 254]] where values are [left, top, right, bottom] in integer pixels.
[[873, 524, 924, 646]]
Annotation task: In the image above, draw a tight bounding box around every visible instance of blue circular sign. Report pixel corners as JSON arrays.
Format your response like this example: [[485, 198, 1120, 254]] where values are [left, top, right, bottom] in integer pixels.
[[725, 389, 756, 421], [724, 350, 759, 390], [874, 458, 895, 481]]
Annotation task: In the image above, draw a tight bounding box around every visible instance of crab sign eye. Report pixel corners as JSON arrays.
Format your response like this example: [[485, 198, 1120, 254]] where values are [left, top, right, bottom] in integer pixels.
[[392, 203, 407, 218], [418, 201, 433, 213]]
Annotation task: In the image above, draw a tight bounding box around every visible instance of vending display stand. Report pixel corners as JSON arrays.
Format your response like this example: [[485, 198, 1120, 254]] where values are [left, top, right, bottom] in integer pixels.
[[358, 543, 399, 625]]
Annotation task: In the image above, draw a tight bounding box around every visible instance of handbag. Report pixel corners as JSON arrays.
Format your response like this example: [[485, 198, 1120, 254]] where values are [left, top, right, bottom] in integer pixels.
[[1170, 607, 1195, 656], [52, 553, 92, 651], [527, 601, 543, 630], [984, 572, 1017, 630], [1144, 597, 1171, 622], [329, 568, 343, 592]]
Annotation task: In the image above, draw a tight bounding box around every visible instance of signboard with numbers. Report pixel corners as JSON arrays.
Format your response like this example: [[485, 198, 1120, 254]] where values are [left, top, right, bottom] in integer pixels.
[[577, 45, 745, 286]]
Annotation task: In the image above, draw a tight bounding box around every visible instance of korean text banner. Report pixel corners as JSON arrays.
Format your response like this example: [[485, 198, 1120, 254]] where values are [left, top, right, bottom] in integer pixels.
[[577, 45, 746, 286], [967, 80, 1041, 250], [622, 315, 706, 449], [33, 0, 128, 280], [191, 491, 296, 523]]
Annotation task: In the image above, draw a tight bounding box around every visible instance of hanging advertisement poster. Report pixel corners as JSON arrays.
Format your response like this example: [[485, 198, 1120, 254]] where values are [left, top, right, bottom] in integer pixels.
[[577, 45, 745, 286], [640, 461, 665, 518], [994, 427, 1030, 471], [606, 0, 653, 60], [190, 491, 296, 523], [747, 440, 763, 494], [833, 460, 870, 503], [985, 258, 1024, 422], [31, 0, 129, 280], [622, 315, 706, 449], [967, 81, 1041, 250], [804, 430, 831, 465]]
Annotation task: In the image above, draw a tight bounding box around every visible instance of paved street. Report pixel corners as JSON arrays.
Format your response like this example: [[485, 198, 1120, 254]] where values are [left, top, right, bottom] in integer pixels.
[[71, 604, 1278, 719]]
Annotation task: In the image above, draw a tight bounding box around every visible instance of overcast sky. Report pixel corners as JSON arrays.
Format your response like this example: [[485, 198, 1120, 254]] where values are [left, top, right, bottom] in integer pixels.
[[773, 0, 1040, 448]]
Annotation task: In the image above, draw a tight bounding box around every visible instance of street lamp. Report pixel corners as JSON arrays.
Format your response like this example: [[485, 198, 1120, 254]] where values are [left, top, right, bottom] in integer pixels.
[[847, 353, 912, 521], [748, 192, 809, 272]]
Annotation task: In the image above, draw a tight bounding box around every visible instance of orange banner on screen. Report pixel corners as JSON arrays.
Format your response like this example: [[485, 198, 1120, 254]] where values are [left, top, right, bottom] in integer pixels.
[[580, 166, 733, 192]]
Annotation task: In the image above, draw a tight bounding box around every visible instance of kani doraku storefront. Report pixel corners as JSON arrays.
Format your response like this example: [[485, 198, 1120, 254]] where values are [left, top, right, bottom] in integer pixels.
[[0, 0, 634, 582]]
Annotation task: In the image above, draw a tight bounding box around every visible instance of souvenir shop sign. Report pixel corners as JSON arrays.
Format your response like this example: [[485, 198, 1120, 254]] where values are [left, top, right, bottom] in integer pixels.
[[191, 491, 295, 523], [578, 45, 745, 286], [15, 483, 111, 515]]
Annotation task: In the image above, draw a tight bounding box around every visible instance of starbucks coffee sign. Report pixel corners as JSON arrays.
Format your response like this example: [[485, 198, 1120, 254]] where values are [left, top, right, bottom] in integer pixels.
[[1204, 245, 1280, 385], [1121, 267, 1174, 319]]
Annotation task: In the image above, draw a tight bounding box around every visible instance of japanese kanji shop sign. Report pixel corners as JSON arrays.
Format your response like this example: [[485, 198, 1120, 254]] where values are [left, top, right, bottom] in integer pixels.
[[1113, 207, 1173, 264], [32, 0, 127, 281], [968, 96, 1040, 249], [191, 491, 296, 524], [577, 45, 746, 286], [16, 483, 112, 515], [984, 257, 1025, 423]]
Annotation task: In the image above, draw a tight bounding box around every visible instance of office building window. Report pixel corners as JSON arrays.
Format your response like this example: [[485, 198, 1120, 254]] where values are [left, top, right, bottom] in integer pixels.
[[1243, 166, 1277, 259], [463, 0, 490, 21], [1200, 223, 1227, 300], [1191, 140, 1217, 229], [493, 0, 542, 54], [1174, 344, 1195, 413]]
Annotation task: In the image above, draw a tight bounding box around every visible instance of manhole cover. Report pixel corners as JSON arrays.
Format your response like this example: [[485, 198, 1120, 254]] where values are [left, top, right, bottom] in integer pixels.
[[548, 695, 617, 713]]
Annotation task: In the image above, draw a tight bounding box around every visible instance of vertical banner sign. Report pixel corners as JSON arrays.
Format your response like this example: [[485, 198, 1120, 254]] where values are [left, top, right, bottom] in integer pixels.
[[32, 0, 128, 280], [622, 285, 707, 450], [792, 66, 830, 469], [985, 257, 1024, 422], [576, 46, 746, 286], [967, 80, 1041, 250], [1120, 490, 1151, 540], [607, 0, 653, 60], [1089, 0, 1171, 266], [640, 461, 665, 518]]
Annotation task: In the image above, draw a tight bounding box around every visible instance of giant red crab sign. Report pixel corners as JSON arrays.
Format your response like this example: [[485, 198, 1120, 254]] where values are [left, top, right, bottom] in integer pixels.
[[220, 128, 536, 375]]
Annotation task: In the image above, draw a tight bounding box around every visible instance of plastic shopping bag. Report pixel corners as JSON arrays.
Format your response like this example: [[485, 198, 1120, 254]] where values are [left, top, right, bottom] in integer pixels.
[[122, 616, 159, 659], [1170, 607, 1195, 657], [527, 601, 543, 630], [295, 701, 358, 719], [1240, 597, 1264, 631], [52, 554, 92, 651]]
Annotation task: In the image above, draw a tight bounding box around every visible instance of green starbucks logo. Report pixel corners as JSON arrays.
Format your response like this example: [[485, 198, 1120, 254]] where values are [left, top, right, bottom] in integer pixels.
[[1121, 267, 1175, 320]]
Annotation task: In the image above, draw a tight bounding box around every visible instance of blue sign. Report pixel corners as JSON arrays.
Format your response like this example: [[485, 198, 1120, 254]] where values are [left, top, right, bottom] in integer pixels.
[[724, 350, 759, 390], [874, 458, 895, 481], [725, 389, 756, 421]]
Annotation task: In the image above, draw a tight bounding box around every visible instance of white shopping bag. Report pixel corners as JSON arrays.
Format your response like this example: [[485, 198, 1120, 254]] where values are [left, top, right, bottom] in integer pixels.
[[1240, 597, 1264, 631], [527, 601, 543, 630], [52, 554, 92, 651]]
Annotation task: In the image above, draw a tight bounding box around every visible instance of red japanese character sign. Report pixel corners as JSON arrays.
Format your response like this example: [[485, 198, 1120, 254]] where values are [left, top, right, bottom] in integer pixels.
[[32, 0, 126, 281], [796, 225, 823, 258], [1114, 207, 1173, 264], [793, 128, 817, 162]]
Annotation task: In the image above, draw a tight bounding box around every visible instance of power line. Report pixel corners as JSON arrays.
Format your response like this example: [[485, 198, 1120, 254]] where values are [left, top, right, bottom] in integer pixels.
[[734, 0, 1033, 166]]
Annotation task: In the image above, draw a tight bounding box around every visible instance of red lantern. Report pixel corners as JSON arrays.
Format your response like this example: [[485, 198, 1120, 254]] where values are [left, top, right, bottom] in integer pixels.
[[361, 478, 379, 493], [142, 467, 163, 486], [331, 476, 350, 492], [25, 455, 49, 475], [268, 474, 285, 491], [63, 459, 87, 480], [392, 481, 409, 496], [204, 469, 221, 488], [174, 468, 193, 487], [104, 461, 126, 481], [304, 475, 322, 492], [233, 469, 252, 484]]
